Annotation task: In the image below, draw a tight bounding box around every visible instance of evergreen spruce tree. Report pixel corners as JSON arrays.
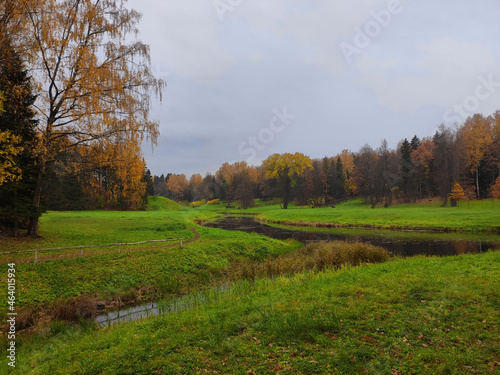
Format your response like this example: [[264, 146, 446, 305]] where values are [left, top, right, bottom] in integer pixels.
[[0, 39, 42, 236], [335, 156, 347, 200], [399, 138, 413, 202], [141, 167, 154, 208]]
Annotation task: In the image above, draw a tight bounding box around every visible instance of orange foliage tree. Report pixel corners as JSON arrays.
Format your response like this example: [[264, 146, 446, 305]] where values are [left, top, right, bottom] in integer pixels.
[[190, 174, 203, 185], [216, 161, 249, 207], [449, 183, 465, 208], [460, 114, 493, 199], [412, 139, 437, 199], [78, 140, 147, 210], [337, 149, 355, 194], [167, 174, 189, 202], [412, 139, 436, 168]]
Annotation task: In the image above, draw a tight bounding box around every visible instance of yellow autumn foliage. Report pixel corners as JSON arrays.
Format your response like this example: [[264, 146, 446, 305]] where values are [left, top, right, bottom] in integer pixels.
[[76, 139, 147, 210], [0, 130, 23, 185], [263, 152, 313, 186], [0, 93, 24, 185], [189, 200, 206, 208]]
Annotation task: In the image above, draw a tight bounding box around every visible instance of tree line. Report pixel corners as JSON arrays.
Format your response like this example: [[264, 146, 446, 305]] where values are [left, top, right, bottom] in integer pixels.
[[152, 115, 500, 209], [1, 2, 499, 238]]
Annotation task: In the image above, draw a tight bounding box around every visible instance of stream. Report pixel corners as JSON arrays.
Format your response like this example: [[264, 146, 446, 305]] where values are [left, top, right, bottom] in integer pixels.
[[203, 216, 500, 257], [95, 216, 500, 327]]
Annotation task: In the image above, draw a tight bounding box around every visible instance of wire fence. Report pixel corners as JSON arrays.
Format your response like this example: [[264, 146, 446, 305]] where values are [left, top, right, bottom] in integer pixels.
[[0, 238, 184, 264]]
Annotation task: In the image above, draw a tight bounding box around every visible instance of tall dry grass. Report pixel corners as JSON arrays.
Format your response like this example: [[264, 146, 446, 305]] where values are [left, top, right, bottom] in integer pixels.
[[229, 241, 390, 280]]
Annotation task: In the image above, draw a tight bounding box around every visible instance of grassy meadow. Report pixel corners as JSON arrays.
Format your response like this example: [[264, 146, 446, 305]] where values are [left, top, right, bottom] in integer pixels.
[[0, 197, 214, 251], [196, 198, 500, 231], [11, 251, 500, 374], [254, 199, 500, 232], [1, 196, 499, 374]]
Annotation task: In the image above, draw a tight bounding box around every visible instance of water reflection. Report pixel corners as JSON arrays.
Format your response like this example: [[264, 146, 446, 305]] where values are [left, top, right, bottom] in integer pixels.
[[204, 217, 500, 257], [95, 303, 158, 327], [96, 285, 233, 327]]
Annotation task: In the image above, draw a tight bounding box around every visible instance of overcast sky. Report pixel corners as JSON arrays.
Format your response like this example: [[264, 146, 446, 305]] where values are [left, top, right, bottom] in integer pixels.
[[127, 0, 500, 177]]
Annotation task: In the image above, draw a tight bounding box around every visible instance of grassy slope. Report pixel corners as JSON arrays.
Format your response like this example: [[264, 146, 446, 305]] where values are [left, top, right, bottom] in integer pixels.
[[13, 250, 500, 374], [0, 198, 298, 312], [146, 196, 181, 211], [0, 228, 298, 312], [0, 197, 215, 252]]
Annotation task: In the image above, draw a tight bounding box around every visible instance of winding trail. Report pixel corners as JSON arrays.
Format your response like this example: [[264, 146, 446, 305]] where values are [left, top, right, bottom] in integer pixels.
[[185, 227, 200, 242]]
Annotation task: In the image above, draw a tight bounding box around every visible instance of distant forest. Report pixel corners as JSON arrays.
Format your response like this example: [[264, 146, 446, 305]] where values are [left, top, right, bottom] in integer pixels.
[[30, 111, 500, 210], [21, 111, 500, 212], [147, 112, 500, 209]]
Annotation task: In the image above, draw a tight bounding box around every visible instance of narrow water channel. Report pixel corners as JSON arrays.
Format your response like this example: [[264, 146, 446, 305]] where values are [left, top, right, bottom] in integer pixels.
[[203, 216, 500, 257], [95, 302, 158, 328], [96, 216, 500, 327], [96, 285, 233, 327]]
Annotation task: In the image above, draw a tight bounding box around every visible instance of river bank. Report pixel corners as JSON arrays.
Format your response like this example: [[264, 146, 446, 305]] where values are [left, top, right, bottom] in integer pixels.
[[14, 250, 500, 374]]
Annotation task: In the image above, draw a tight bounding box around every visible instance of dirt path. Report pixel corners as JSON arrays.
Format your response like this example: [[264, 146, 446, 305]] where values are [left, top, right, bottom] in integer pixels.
[[185, 227, 200, 242]]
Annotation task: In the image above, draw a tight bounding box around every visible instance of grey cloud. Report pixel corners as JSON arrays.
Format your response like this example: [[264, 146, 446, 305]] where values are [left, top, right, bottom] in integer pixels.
[[128, 0, 500, 177]]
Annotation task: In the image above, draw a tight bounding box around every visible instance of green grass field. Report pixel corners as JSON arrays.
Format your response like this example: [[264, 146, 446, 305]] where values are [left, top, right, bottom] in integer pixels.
[[3, 197, 498, 254], [1, 197, 499, 374], [0, 197, 221, 252], [12, 251, 500, 374], [0, 227, 297, 308]]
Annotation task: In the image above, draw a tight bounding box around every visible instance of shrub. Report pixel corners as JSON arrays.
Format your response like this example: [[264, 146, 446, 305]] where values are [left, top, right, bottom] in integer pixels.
[[307, 197, 326, 208], [207, 199, 220, 205], [189, 200, 206, 208]]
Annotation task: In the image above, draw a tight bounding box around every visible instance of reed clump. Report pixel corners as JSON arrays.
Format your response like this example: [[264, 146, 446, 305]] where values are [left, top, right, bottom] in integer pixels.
[[52, 296, 97, 322], [230, 241, 390, 280]]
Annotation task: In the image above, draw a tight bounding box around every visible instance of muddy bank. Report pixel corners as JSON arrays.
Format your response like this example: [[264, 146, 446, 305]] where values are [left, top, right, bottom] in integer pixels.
[[3, 285, 159, 337]]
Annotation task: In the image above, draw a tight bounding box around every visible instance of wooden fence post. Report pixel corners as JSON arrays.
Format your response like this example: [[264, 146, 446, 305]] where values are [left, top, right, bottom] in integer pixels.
[[34, 249, 37, 264], [80, 247, 83, 257], [118, 243, 121, 254], [151, 241, 154, 250], [180, 239, 183, 247]]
